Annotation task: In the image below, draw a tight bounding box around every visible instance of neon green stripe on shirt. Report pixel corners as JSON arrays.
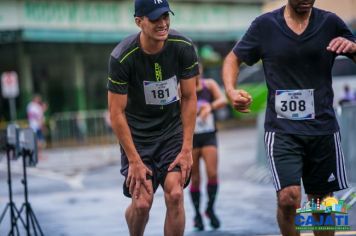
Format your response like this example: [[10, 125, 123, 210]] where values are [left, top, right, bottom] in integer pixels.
[[185, 61, 198, 70], [167, 39, 192, 46], [108, 77, 127, 85], [119, 47, 139, 64]]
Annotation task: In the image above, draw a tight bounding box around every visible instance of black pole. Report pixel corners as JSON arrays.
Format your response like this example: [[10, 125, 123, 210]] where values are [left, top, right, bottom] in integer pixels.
[[22, 150, 30, 236], [19, 149, 44, 236], [6, 147, 15, 234], [0, 145, 24, 236]]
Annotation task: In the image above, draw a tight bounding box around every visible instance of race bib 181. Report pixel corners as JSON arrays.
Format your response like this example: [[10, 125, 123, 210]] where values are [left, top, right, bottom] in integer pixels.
[[275, 89, 315, 120], [143, 76, 179, 105]]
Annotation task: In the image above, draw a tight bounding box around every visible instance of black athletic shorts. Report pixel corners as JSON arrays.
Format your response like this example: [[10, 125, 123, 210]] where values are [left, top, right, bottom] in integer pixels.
[[193, 132, 217, 149], [264, 131, 349, 194], [120, 133, 190, 198]]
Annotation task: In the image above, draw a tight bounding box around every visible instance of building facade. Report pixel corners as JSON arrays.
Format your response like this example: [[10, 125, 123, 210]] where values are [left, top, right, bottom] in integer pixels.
[[0, 0, 262, 121]]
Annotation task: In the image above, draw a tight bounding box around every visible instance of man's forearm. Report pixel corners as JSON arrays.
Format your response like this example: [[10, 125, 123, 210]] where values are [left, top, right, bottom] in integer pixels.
[[180, 94, 197, 152], [111, 112, 140, 163], [222, 52, 240, 93]]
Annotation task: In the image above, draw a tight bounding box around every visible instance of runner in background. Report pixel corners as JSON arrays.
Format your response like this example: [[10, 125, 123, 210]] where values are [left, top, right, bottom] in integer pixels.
[[190, 64, 227, 231]]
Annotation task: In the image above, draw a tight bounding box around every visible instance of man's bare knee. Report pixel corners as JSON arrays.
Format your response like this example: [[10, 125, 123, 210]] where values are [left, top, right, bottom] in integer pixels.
[[278, 186, 301, 211], [133, 198, 152, 214], [166, 189, 183, 206]]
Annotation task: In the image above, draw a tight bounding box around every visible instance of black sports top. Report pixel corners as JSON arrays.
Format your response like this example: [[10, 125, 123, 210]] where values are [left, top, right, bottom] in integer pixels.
[[108, 29, 199, 142]]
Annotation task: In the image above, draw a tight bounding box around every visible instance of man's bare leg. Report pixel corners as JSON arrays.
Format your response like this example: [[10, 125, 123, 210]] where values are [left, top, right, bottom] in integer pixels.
[[125, 179, 154, 236], [277, 185, 301, 236], [164, 172, 185, 236], [308, 193, 334, 236]]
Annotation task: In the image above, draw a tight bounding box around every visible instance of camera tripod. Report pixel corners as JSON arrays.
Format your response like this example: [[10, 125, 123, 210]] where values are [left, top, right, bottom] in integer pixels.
[[0, 145, 26, 236], [15, 149, 44, 236]]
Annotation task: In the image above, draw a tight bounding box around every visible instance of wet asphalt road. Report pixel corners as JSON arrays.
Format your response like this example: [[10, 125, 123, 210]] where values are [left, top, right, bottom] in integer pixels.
[[0, 127, 355, 236]]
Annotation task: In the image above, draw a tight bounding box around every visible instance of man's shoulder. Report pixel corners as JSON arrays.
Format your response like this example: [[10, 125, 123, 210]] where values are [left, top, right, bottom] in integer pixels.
[[27, 102, 35, 108], [313, 7, 334, 17], [111, 33, 140, 61], [26, 102, 33, 111], [248, 7, 282, 28], [312, 7, 344, 28], [258, 7, 281, 21], [167, 29, 194, 48], [27, 102, 39, 111]]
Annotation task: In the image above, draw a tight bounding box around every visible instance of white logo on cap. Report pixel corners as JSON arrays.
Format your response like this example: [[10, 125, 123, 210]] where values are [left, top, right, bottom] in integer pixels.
[[154, 0, 163, 4]]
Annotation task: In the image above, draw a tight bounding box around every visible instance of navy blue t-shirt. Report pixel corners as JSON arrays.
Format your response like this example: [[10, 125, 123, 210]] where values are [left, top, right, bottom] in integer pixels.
[[233, 7, 356, 135]]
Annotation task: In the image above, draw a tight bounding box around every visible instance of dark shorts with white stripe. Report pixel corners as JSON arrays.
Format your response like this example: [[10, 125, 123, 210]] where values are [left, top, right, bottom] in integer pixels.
[[264, 131, 349, 195]]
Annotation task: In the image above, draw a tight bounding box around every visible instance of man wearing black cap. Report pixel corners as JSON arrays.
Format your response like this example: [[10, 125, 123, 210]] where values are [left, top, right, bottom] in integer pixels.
[[107, 0, 199, 235]]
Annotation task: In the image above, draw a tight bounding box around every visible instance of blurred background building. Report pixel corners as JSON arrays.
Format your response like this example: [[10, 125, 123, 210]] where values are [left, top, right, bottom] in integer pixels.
[[0, 0, 265, 118], [0, 0, 355, 147]]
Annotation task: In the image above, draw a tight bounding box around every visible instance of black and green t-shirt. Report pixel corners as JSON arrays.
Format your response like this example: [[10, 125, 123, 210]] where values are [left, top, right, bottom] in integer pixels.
[[107, 29, 199, 143]]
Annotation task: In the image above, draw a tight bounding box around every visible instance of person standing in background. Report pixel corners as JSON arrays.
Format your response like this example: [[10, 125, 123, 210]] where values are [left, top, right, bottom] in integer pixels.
[[190, 64, 227, 231], [338, 84, 355, 106], [27, 94, 48, 147]]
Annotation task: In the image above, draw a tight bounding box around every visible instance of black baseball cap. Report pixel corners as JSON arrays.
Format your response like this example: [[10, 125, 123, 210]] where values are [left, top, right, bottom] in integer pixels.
[[134, 0, 174, 21]]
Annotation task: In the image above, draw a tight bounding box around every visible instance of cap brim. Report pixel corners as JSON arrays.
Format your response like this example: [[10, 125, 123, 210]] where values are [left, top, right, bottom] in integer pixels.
[[147, 7, 174, 21]]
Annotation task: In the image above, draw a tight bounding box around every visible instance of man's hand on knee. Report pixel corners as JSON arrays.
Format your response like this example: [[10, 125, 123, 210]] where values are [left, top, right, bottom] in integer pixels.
[[168, 150, 193, 186], [127, 160, 153, 199]]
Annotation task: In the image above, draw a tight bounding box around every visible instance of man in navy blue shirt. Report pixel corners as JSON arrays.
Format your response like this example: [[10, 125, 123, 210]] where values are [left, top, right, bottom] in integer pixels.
[[223, 0, 356, 235]]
